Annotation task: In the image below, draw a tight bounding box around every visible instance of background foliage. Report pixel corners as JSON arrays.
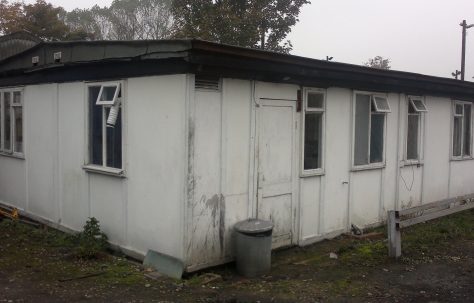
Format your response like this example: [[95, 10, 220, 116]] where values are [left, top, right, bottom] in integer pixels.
[[0, 0, 309, 53]]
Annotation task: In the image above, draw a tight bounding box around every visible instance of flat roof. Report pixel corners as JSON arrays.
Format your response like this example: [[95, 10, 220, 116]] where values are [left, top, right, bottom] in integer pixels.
[[1, 39, 474, 100]]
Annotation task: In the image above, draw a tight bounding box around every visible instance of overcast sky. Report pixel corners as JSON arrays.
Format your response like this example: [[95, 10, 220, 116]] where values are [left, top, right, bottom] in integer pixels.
[[23, 0, 474, 80]]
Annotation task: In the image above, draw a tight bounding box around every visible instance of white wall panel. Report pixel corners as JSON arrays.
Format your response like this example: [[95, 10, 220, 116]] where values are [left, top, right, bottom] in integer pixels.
[[188, 87, 223, 266], [322, 88, 351, 233], [382, 93, 400, 214], [449, 160, 474, 196], [0, 157, 26, 208], [222, 79, 251, 196], [299, 176, 321, 240], [221, 79, 252, 257], [422, 97, 450, 202], [126, 75, 187, 258], [255, 81, 299, 100], [57, 82, 89, 230], [351, 169, 381, 227], [398, 166, 423, 209], [25, 84, 58, 221], [89, 174, 125, 244]]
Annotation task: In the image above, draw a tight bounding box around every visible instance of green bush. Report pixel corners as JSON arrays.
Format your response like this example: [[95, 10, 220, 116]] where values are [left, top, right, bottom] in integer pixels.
[[74, 217, 109, 259]]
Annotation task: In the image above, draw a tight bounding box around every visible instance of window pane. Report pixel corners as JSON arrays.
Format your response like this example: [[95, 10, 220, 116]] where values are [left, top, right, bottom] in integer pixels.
[[373, 96, 390, 112], [370, 114, 384, 163], [354, 94, 370, 165], [464, 104, 471, 156], [304, 113, 322, 170], [13, 91, 21, 105], [13, 106, 23, 153], [89, 87, 103, 165], [407, 114, 419, 160], [408, 101, 416, 114], [412, 99, 427, 112], [4, 92, 11, 151], [307, 92, 324, 109], [99, 85, 118, 103], [453, 116, 462, 157], [106, 107, 122, 169], [455, 104, 463, 115]]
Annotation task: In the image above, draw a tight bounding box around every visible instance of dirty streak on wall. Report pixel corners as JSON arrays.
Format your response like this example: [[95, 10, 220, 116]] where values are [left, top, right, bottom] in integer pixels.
[[187, 78, 252, 269]]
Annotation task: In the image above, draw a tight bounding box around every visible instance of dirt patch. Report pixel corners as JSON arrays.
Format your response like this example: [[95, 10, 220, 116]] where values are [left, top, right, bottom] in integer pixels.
[[1, 210, 474, 302]]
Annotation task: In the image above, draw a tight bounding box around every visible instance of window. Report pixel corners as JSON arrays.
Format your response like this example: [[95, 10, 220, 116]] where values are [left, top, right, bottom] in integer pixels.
[[87, 82, 123, 170], [353, 93, 390, 167], [406, 97, 427, 161], [452, 101, 472, 158], [302, 89, 325, 174], [0, 89, 23, 155]]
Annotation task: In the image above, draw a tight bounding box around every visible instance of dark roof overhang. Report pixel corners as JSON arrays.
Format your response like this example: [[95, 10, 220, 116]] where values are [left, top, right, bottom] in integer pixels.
[[0, 39, 473, 101]]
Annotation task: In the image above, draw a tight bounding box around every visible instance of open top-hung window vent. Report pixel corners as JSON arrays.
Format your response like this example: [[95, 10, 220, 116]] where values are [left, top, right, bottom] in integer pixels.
[[96, 83, 121, 106], [409, 97, 428, 112], [371, 95, 391, 113], [195, 76, 221, 91]]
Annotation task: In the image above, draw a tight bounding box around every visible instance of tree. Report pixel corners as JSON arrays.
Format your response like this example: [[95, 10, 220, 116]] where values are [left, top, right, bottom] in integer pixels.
[[0, 0, 23, 34], [107, 0, 173, 40], [63, 7, 104, 40], [364, 56, 391, 70], [0, 0, 72, 41], [63, 0, 173, 40], [171, 0, 310, 53]]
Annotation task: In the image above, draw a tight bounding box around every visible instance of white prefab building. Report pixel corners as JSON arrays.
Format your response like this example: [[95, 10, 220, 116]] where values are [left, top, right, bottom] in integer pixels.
[[1, 39, 474, 271]]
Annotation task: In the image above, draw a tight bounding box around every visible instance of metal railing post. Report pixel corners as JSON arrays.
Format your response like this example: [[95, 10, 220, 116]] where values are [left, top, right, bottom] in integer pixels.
[[387, 210, 401, 258]]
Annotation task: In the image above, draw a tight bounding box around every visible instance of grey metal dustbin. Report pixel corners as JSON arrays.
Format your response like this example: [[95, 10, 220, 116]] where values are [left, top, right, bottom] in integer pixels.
[[234, 218, 273, 278]]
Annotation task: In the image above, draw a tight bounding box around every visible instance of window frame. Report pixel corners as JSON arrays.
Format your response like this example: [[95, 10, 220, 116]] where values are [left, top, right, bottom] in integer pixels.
[[404, 96, 427, 164], [451, 100, 473, 161], [409, 97, 428, 113], [351, 91, 389, 170], [0, 87, 24, 158], [372, 95, 391, 113], [300, 87, 326, 177], [84, 80, 126, 176], [96, 82, 121, 106]]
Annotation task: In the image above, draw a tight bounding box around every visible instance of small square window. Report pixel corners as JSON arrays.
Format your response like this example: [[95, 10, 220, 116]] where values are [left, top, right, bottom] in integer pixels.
[[96, 83, 120, 106], [12, 91, 22, 105], [455, 104, 464, 116], [409, 98, 428, 112], [306, 92, 324, 110], [372, 96, 391, 112]]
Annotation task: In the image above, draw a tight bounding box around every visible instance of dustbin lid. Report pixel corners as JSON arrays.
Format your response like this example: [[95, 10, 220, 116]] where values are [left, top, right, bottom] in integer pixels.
[[234, 219, 273, 234]]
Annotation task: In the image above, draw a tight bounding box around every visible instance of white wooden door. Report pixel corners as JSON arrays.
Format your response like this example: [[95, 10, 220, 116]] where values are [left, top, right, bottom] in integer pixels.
[[256, 99, 296, 248]]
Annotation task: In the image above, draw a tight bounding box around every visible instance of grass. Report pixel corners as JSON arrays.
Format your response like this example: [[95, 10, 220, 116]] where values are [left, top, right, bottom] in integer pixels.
[[0, 219, 147, 286], [1, 209, 473, 302]]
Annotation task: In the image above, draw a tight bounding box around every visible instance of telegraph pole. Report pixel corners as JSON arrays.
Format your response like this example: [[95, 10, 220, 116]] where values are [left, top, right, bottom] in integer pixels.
[[460, 20, 474, 81]]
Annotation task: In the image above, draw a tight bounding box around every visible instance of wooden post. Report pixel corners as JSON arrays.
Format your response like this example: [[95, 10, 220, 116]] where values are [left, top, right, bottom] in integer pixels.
[[387, 210, 401, 258]]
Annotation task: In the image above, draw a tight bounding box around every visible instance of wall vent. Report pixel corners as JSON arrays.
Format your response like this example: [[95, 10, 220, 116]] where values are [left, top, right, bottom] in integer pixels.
[[53, 51, 62, 62], [195, 76, 221, 91], [32, 56, 39, 65]]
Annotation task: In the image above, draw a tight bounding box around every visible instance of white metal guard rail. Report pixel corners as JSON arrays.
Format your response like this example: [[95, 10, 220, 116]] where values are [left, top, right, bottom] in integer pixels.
[[387, 193, 474, 258]]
